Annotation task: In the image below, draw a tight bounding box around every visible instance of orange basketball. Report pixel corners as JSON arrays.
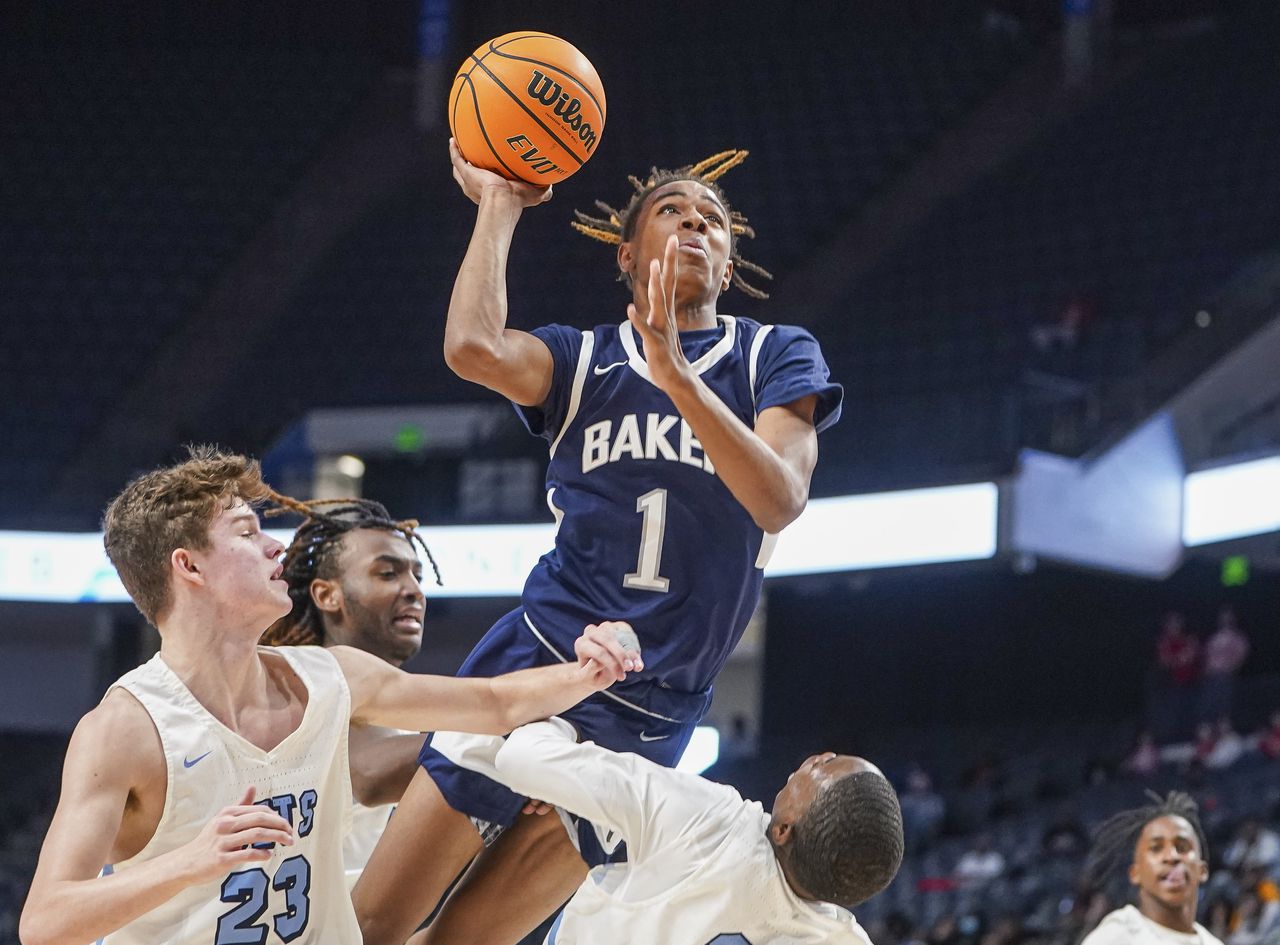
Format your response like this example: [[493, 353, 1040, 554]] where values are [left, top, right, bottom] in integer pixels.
[[449, 32, 606, 185]]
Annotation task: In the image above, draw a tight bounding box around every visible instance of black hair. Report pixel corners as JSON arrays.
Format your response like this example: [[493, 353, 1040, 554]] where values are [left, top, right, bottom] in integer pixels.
[[261, 493, 440, 647], [788, 769, 904, 908]]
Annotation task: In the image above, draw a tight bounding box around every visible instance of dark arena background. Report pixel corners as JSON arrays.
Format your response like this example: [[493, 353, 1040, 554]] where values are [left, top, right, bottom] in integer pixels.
[[3, 1, 1280, 943]]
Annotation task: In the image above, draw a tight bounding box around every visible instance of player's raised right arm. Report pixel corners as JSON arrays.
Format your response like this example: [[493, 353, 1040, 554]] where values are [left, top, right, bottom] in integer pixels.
[[443, 137, 556, 407], [20, 695, 294, 945]]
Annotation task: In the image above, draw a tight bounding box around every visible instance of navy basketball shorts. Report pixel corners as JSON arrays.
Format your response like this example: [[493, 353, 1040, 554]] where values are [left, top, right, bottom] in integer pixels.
[[419, 606, 709, 857]]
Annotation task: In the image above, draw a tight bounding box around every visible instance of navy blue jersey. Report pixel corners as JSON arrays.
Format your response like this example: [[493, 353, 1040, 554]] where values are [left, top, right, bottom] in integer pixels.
[[514, 315, 841, 700]]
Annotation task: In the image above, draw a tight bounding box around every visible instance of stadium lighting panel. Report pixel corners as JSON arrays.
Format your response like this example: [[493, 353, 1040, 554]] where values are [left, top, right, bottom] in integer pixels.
[[1183, 456, 1280, 546], [0, 482, 1001, 603]]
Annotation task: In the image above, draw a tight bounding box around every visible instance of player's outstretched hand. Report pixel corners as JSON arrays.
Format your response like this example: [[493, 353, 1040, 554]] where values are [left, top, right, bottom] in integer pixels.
[[627, 234, 690, 392], [574, 621, 644, 688], [449, 138, 552, 209], [177, 786, 295, 883]]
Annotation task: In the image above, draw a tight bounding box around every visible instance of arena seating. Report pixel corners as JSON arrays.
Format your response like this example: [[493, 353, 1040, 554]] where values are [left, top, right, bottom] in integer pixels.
[[0, 43, 375, 521]]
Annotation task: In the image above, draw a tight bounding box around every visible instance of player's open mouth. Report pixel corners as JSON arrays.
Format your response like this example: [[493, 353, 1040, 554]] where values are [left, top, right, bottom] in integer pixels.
[[270, 565, 285, 581], [393, 614, 424, 632], [1158, 866, 1188, 888]]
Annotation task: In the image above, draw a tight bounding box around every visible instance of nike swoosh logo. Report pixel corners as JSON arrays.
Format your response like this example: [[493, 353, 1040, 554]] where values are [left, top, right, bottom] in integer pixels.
[[638, 732, 669, 742], [593, 360, 627, 376], [183, 751, 212, 768]]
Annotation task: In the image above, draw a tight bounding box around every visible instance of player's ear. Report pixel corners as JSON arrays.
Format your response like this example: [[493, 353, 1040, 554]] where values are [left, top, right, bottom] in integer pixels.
[[617, 241, 635, 279], [720, 257, 734, 295], [171, 547, 204, 588], [1128, 861, 1140, 887], [769, 819, 795, 848], [310, 578, 343, 614]]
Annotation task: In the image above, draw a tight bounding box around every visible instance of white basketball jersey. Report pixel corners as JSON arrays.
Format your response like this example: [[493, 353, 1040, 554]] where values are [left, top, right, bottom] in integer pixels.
[[101, 646, 359, 945], [435, 721, 873, 945], [343, 800, 393, 889], [1081, 906, 1224, 945]]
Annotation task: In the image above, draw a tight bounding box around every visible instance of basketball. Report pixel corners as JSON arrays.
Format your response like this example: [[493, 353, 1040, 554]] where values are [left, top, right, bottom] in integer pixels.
[[449, 32, 606, 185]]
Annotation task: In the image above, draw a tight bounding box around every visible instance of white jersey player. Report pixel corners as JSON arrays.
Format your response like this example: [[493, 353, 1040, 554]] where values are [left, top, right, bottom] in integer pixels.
[[258, 496, 443, 887], [434, 718, 902, 945], [100, 646, 360, 943], [1081, 792, 1223, 945], [19, 447, 640, 945]]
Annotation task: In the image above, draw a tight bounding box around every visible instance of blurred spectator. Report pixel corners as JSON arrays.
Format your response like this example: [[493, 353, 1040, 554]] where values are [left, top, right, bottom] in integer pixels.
[[1151, 611, 1200, 740], [1030, 293, 1096, 363], [1194, 721, 1221, 766], [901, 764, 947, 854], [1122, 730, 1162, 778], [978, 915, 1024, 945], [927, 915, 961, 945], [1226, 873, 1280, 945], [885, 910, 927, 945], [1256, 710, 1280, 761], [1206, 718, 1246, 770], [1208, 894, 1235, 941], [1043, 805, 1089, 858], [955, 834, 1006, 889], [1223, 821, 1280, 874], [1201, 607, 1250, 724]]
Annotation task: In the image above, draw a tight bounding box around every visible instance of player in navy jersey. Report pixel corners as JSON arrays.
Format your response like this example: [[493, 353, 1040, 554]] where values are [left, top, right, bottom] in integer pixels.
[[353, 144, 843, 945]]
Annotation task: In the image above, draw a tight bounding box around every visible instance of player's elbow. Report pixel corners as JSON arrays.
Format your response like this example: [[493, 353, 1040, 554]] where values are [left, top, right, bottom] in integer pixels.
[[753, 491, 807, 534], [443, 332, 503, 383], [493, 735, 538, 782], [19, 899, 62, 945]]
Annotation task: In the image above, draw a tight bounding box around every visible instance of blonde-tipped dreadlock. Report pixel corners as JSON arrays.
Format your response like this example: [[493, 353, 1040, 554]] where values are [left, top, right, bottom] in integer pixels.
[[571, 149, 773, 300], [261, 490, 441, 647]]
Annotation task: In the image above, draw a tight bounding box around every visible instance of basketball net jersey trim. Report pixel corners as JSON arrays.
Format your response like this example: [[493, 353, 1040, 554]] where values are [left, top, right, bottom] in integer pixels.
[[618, 315, 738, 385], [548, 329, 596, 460]]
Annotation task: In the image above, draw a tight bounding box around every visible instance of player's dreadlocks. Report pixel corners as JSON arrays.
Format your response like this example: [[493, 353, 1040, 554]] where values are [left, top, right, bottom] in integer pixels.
[[1083, 790, 1209, 890], [260, 492, 441, 647], [788, 769, 904, 908], [571, 149, 773, 300]]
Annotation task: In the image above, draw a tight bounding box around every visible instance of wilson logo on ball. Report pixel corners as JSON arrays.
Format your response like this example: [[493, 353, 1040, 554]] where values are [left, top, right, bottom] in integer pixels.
[[526, 71, 599, 152], [449, 32, 606, 184]]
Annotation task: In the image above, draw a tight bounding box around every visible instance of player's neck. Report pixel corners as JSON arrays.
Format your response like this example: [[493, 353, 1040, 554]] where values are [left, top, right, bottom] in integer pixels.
[[1137, 892, 1198, 935], [158, 609, 272, 725], [772, 842, 821, 903], [633, 300, 719, 332]]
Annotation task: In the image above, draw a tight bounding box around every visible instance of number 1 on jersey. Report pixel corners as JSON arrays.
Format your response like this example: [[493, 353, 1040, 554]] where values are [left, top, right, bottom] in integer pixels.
[[623, 488, 670, 592]]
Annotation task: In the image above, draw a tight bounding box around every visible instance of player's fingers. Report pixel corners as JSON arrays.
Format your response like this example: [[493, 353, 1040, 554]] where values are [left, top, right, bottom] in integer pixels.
[[225, 843, 277, 864], [236, 785, 256, 806], [647, 260, 667, 330], [220, 809, 294, 835], [228, 826, 296, 849], [627, 302, 654, 340], [579, 637, 627, 681], [539, 184, 554, 204]]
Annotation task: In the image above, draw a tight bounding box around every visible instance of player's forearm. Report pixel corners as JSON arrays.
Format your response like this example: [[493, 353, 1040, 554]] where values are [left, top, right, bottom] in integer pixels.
[[664, 374, 809, 532], [494, 719, 626, 824], [443, 188, 526, 381], [20, 853, 200, 945], [488, 661, 600, 733]]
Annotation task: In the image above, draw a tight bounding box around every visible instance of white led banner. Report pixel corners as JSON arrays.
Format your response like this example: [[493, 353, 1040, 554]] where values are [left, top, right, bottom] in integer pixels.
[[0, 483, 1001, 603]]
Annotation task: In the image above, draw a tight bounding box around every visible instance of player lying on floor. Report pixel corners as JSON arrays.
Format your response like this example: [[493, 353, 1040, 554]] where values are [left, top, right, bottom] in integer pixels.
[[432, 720, 903, 945]]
